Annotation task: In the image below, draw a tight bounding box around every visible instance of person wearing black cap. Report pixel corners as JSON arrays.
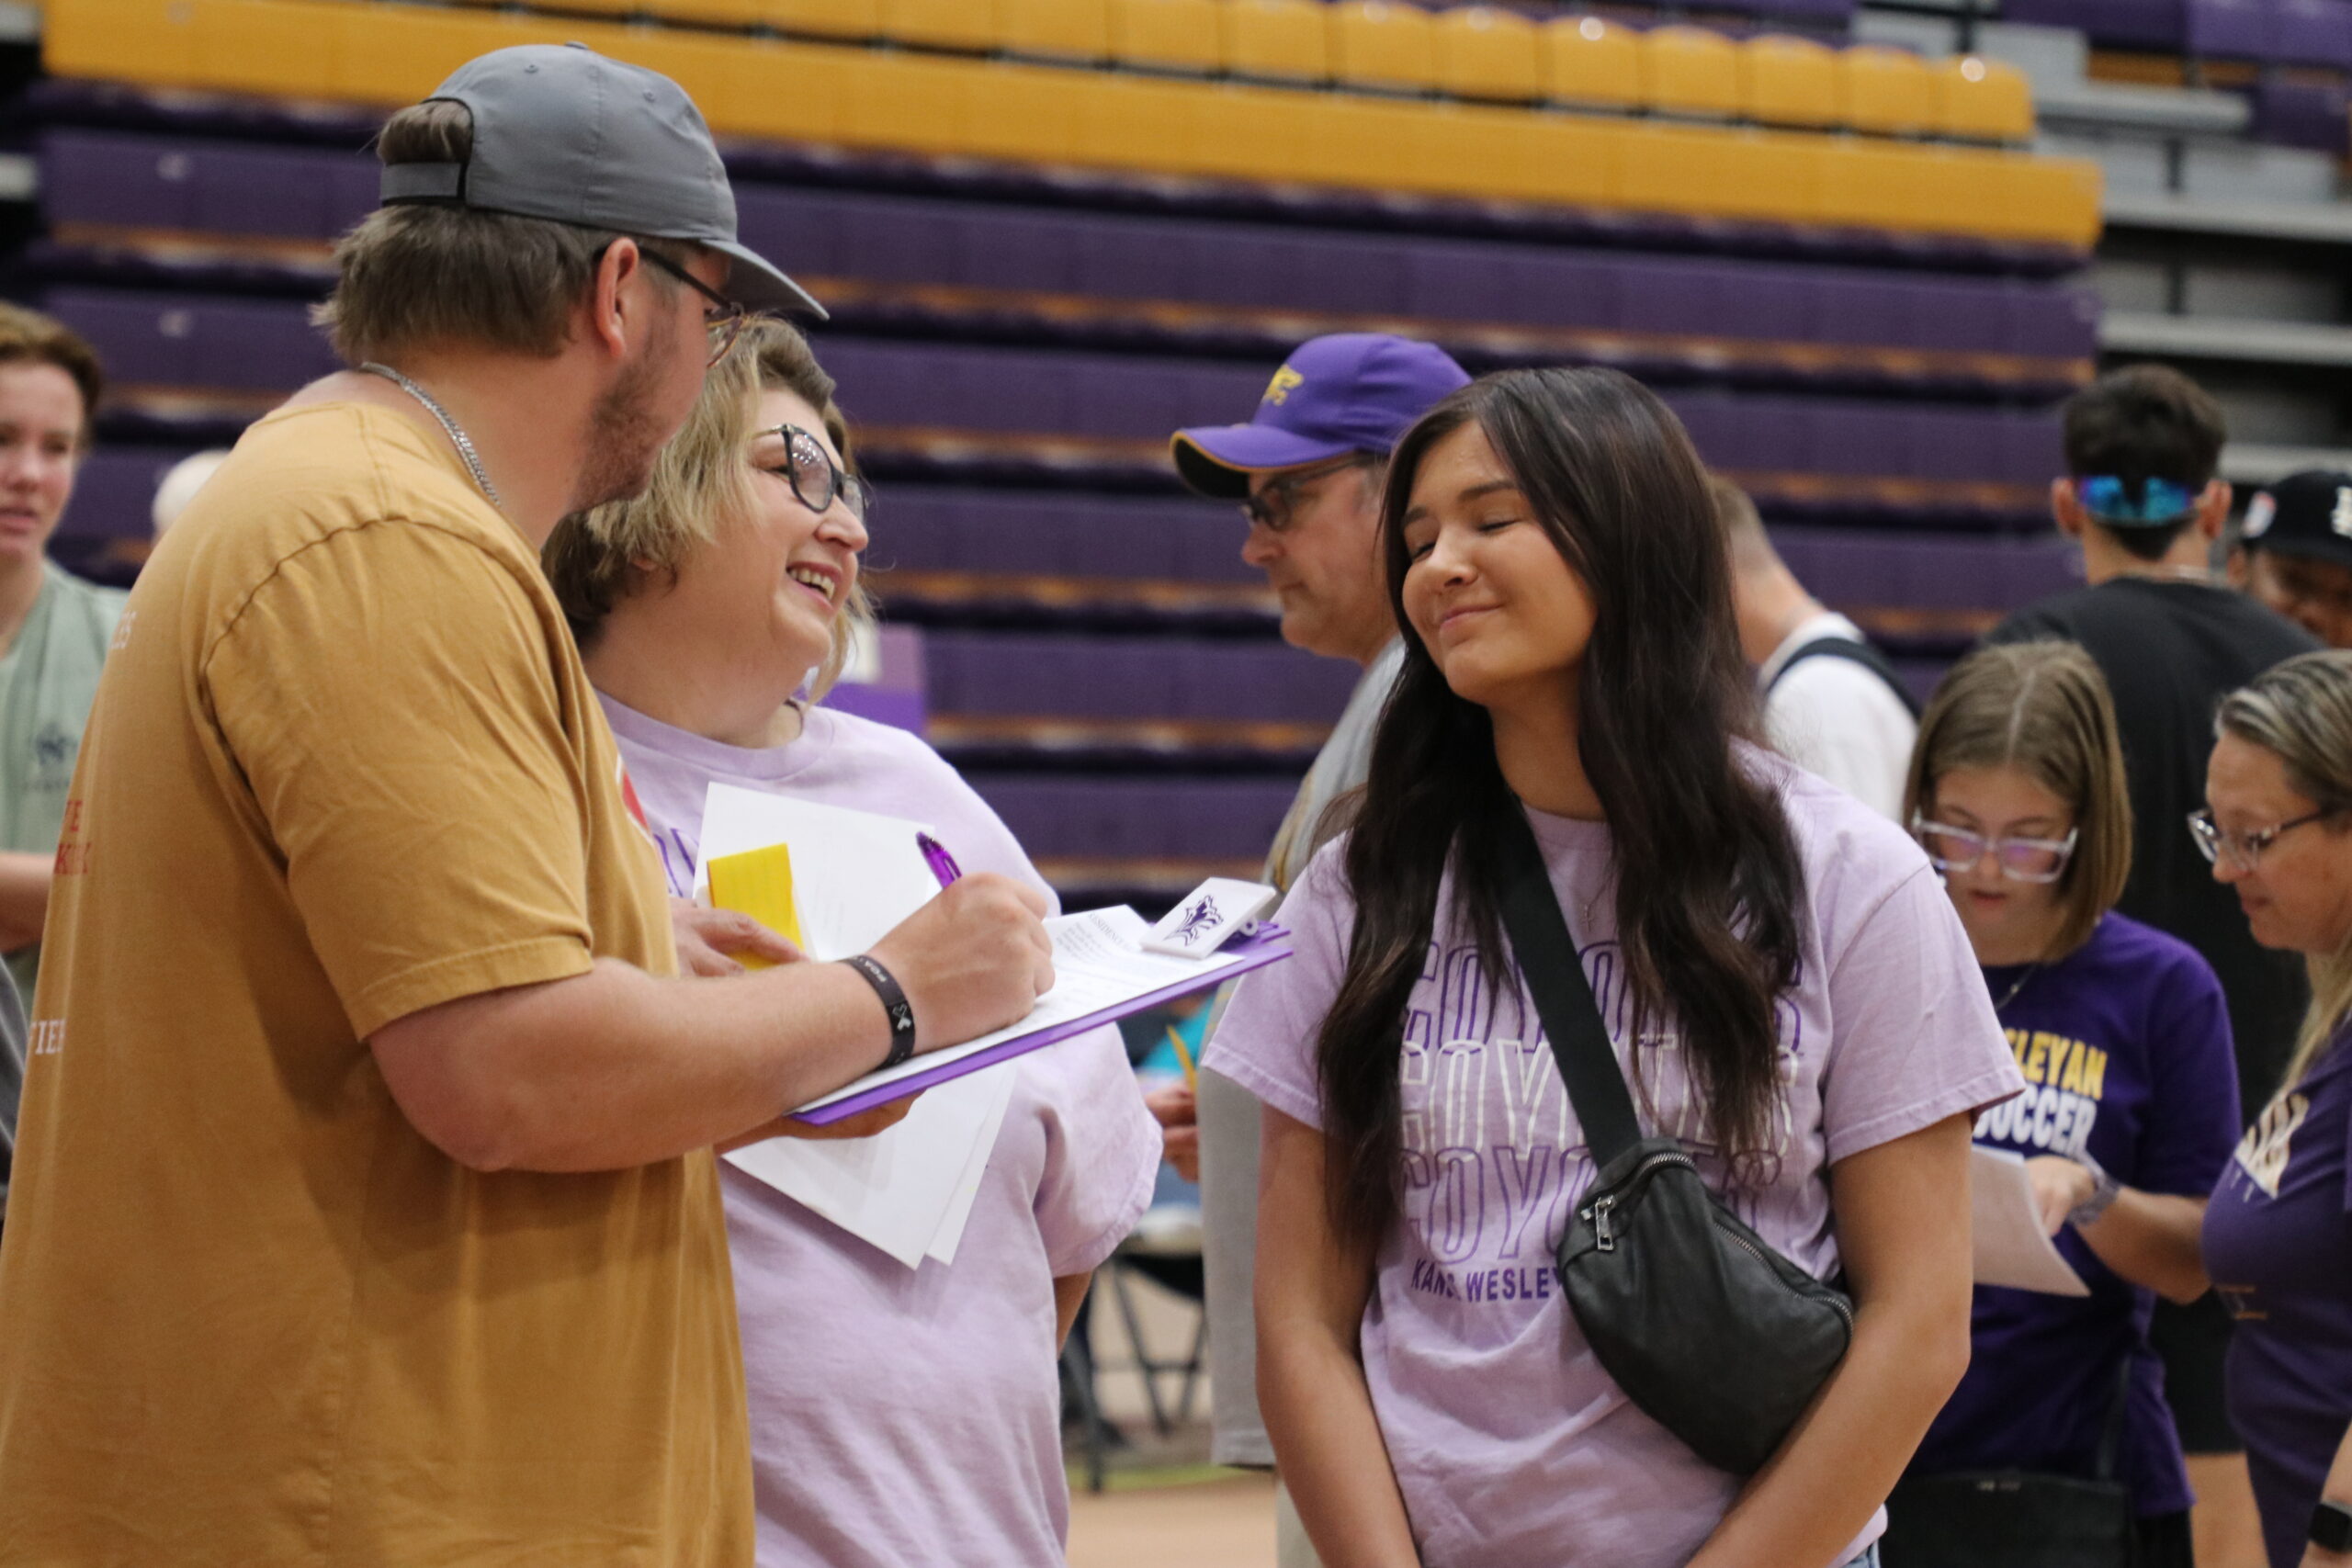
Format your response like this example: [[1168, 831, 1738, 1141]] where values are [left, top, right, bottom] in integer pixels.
[[2230, 469, 2352, 650], [1153, 332, 1466, 1564], [0, 46, 1053, 1562], [1990, 364, 2319, 1568]]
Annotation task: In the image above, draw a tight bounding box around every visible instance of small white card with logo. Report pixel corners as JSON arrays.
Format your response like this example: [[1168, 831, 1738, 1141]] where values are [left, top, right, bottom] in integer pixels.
[[1143, 877, 1280, 958]]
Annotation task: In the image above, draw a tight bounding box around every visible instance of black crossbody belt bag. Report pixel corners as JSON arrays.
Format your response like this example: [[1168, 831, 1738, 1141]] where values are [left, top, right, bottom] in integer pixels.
[[1494, 807, 1852, 1477]]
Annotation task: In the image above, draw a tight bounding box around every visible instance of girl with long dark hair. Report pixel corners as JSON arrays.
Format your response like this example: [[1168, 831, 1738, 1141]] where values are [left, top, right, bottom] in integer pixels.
[[1204, 367, 2021, 1567]]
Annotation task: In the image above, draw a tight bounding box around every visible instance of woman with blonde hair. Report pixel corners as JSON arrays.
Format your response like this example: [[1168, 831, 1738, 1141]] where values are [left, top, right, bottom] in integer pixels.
[[543, 319, 1159, 1568], [2199, 649, 2352, 1568], [1888, 640, 2240, 1568]]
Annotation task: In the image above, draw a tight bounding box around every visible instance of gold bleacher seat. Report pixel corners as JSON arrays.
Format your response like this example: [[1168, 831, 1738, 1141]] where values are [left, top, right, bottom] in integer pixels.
[[878, 0, 1000, 51], [1431, 6, 1540, 103], [1002, 0, 1112, 62], [1542, 14, 1640, 110], [39, 0, 2105, 249], [1739, 33, 1838, 130], [772, 0, 884, 37], [1639, 25, 1740, 118], [1838, 43, 1933, 136], [1107, 0, 1223, 72], [1931, 54, 2034, 141], [1223, 0, 1327, 81], [1328, 0, 1435, 94]]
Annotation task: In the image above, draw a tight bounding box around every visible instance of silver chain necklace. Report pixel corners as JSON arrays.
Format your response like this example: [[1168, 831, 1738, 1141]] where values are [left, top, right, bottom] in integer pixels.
[[359, 362, 502, 510], [1993, 964, 2041, 1010]]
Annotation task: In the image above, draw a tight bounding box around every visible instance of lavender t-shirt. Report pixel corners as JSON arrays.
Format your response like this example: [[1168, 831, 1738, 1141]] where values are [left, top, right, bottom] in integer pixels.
[[1204, 761, 2021, 1568], [603, 694, 1161, 1568]]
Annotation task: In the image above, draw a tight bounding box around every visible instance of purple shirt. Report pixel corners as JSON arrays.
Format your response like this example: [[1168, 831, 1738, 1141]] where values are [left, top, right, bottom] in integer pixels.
[[1204, 760, 2021, 1568], [602, 694, 1161, 1568], [2205, 1024, 2352, 1568], [1912, 914, 2240, 1517]]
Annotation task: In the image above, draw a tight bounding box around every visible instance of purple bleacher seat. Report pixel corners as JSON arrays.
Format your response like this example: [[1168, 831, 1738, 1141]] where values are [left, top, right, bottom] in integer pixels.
[[735, 186, 852, 281], [191, 146, 350, 243], [2007, 283, 2103, 361], [1897, 281, 2016, 357], [1808, 403, 1920, 480], [1622, 258, 1739, 341], [1497, 251, 1627, 333], [61, 446, 192, 541], [832, 195, 966, 288], [979, 210, 1090, 297], [2188, 0, 2276, 58], [43, 288, 203, 387], [2274, 0, 2352, 66], [1181, 779, 1305, 861], [2250, 75, 2352, 154], [1998, 411, 2066, 488], [2005, 0, 2188, 51], [40, 130, 197, 231]]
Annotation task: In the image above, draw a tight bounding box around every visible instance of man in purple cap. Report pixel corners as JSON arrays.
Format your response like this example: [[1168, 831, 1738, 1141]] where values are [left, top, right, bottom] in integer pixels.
[[1159, 332, 1466, 1564]]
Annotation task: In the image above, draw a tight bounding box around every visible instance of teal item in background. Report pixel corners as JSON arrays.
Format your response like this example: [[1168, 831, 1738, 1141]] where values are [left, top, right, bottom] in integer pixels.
[[0, 562, 127, 1000]]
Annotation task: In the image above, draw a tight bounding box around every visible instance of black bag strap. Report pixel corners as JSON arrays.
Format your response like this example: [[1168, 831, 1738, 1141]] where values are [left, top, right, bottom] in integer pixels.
[[2092, 1351, 2134, 1483], [1768, 636, 1924, 720], [1493, 804, 1644, 1168]]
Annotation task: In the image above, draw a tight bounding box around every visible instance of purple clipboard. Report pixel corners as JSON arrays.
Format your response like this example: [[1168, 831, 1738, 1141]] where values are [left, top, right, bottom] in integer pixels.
[[791, 925, 1295, 1125]]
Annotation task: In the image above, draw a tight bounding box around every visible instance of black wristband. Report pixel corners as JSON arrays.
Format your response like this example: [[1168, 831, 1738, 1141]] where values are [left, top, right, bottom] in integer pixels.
[[2312, 1500, 2352, 1554], [843, 954, 916, 1068]]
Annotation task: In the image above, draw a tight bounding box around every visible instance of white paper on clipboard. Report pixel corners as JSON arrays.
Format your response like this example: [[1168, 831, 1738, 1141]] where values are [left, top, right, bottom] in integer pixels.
[[1972, 1145, 2090, 1297]]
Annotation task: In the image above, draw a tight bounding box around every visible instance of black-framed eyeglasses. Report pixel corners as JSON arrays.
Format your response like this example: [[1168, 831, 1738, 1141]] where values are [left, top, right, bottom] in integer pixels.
[[1241, 455, 1375, 535], [2187, 807, 2333, 873], [759, 423, 873, 523], [1911, 814, 2080, 884], [641, 248, 752, 367]]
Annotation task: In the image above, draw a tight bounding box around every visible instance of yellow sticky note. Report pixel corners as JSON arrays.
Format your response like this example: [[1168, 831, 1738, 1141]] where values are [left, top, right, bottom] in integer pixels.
[[707, 843, 804, 967]]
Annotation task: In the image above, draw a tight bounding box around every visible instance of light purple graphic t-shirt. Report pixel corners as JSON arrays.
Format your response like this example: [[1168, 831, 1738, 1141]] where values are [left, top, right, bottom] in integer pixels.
[[1205, 761, 2021, 1568], [603, 694, 1161, 1568]]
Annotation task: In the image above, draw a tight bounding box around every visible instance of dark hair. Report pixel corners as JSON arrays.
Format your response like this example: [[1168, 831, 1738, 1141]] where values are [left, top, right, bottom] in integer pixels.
[[315, 99, 684, 364], [2063, 364, 2227, 563], [1316, 367, 1806, 1250]]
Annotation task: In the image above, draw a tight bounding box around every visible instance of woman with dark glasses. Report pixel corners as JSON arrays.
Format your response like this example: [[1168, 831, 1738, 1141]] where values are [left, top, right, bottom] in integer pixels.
[[541, 319, 1159, 1568], [1887, 640, 2240, 1568]]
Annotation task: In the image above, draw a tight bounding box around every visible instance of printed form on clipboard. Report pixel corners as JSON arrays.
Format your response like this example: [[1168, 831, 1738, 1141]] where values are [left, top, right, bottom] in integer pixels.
[[692, 782, 1292, 1268]]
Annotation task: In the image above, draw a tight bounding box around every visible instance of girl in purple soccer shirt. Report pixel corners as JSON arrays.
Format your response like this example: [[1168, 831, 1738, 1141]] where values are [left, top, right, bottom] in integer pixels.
[[1888, 641, 2242, 1568], [2200, 650, 2352, 1568], [541, 320, 1161, 1568], [1203, 367, 2022, 1568]]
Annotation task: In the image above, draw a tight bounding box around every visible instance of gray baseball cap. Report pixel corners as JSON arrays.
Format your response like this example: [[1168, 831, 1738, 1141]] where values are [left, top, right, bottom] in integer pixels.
[[379, 43, 824, 320]]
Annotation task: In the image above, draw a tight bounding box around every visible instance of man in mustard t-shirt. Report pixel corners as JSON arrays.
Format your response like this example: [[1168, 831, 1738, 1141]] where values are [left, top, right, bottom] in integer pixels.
[[0, 47, 1054, 1566]]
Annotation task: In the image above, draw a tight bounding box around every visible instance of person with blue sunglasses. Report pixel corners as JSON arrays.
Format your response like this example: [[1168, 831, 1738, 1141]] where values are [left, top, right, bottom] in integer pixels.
[[1990, 363, 2319, 1565]]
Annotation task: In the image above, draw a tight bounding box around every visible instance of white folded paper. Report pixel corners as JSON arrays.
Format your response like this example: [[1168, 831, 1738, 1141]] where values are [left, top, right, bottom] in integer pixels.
[[1971, 1145, 2090, 1297], [699, 784, 1012, 1269]]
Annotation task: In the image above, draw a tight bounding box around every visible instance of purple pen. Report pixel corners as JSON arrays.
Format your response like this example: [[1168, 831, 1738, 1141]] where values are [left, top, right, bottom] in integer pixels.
[[916, 831, 962, 888]]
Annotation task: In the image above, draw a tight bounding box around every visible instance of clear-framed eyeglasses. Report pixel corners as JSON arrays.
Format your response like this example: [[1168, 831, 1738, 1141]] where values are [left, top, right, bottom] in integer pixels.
[[759, 423, 874, 523], [1240, 455, 1375, 535], [1911, 815, 2081, 885], [2186, 807, 2332, 874]]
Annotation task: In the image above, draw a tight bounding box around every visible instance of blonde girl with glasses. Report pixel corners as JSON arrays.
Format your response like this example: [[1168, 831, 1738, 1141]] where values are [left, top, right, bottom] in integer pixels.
[[1888, 640, 2241, 1568], [2199, 649, 2352, 1568]]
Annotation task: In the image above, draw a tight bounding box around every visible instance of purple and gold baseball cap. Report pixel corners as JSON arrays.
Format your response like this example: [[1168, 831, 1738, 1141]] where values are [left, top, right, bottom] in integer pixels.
[[1171, 333, 1471, 501]]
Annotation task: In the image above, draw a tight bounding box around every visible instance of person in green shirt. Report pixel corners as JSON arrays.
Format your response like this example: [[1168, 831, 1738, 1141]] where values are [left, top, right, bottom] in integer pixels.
[[0, 305, 125, 998]]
